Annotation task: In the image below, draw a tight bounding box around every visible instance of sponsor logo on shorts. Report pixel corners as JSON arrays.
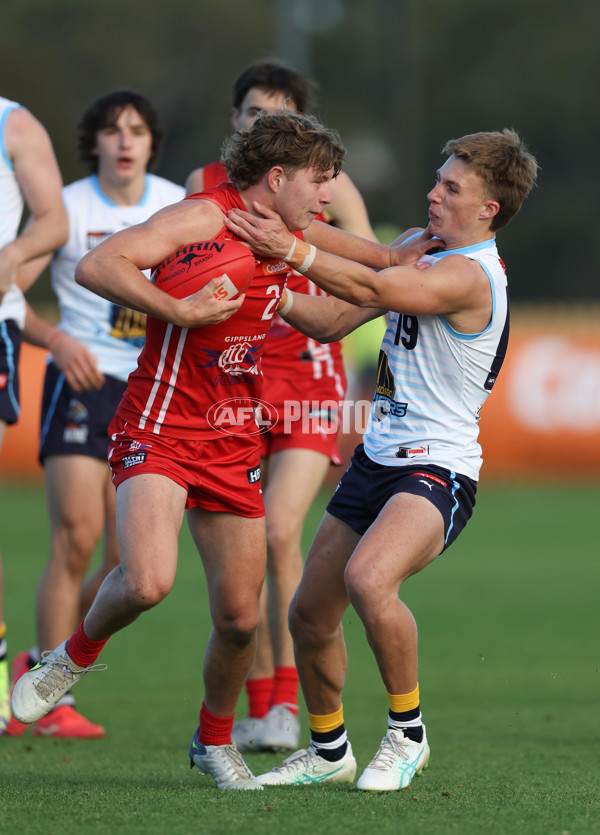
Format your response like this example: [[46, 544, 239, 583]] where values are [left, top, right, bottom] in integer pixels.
[[127, 440, 152, 452], [66, 399, 88, 424], [122, 452, 147, 469], [207, 397, 278, 436], [63, 426, 88, 444], [246, 465, 261, 484], [411, 471, 448, 488]]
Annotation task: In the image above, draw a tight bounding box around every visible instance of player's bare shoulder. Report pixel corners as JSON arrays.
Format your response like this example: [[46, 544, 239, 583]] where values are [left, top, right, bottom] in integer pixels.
[[146, 193, 225, 245]]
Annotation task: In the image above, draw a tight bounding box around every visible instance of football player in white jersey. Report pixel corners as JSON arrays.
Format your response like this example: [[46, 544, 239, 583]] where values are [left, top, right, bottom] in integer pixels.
[[6, 91, 184, 739], [225, 128, 538, 790], [0, 97, 67, 736]]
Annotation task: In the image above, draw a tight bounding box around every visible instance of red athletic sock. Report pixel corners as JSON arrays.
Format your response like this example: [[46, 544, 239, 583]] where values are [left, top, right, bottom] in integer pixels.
[[198, 702, 234, 747], [246, 676, 274, 718], [65, 620, 109, 668], [271, 666, 299, 714]]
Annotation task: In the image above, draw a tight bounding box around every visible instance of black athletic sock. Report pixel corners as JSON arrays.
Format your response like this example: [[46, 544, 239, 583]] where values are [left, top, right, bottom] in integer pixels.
[[310, 725, 348, 762], [388, 706, 424, 743]]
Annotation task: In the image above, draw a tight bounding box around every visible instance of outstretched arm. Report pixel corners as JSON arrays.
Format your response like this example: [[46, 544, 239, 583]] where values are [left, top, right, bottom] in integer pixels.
[[225, 202, 448, 313], [275, 287, 384, 343]]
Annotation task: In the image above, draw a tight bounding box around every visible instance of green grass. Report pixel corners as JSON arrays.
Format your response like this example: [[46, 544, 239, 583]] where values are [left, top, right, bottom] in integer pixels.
[[0, 479, 598, 834]]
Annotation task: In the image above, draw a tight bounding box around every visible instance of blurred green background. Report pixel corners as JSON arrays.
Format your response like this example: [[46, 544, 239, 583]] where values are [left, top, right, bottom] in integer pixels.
[[3, 0, 597, 304]]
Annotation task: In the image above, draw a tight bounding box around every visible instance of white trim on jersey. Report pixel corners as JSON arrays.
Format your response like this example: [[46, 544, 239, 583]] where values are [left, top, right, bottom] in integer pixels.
[[139, 324, 189, 435]]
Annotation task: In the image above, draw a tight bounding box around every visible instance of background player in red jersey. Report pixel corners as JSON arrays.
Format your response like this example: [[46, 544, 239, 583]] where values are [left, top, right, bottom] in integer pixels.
[[187, 62, 377, 752], [11, 111, 355, 790]]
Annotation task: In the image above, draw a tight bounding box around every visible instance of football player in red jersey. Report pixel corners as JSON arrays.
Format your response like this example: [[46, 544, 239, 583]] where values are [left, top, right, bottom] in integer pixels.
[[11, 111, 359, 789], [187, 62, 378, 752]]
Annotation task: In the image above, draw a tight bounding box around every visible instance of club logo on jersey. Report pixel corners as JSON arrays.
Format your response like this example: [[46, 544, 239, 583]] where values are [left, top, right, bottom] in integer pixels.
[[198, 342, 261, 377], [207, 397, 278, 436], [372, 350, 407, 420]]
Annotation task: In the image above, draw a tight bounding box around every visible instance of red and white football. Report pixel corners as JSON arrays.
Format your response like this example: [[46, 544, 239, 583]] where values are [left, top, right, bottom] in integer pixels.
[[151, 239, 255, 301]]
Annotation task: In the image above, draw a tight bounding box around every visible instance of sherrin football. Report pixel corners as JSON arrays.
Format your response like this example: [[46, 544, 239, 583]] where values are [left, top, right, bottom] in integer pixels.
[[151, 238, 255, 301]]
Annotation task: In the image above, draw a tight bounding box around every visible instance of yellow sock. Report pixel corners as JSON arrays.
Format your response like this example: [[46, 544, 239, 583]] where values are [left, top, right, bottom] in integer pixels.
[[387, 684, 420, 714], [308, 705, 344, 734]]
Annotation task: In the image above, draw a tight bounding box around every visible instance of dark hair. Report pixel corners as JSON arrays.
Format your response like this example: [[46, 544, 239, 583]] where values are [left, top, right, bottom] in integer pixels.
[[221, 111, 344, 191], [232, 61, 315, 114], [442, 129, 538, 231], [78, 90, 163, 173]]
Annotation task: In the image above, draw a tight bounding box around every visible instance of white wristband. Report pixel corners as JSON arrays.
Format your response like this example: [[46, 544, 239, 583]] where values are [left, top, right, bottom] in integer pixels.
[[297, 244, 316, 274], [283, 237, 297, 262], [278, 289, 294, 317]]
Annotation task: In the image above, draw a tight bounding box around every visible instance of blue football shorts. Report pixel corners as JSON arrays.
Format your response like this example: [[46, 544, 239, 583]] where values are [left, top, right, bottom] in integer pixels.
[[0, 319, 22, 425], [39, 361, 127, 463], [326, 443, 477, 550]]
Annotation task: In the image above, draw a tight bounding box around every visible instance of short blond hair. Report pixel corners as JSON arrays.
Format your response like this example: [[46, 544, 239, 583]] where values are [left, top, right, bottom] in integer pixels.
[[443, 129, 538, 231]]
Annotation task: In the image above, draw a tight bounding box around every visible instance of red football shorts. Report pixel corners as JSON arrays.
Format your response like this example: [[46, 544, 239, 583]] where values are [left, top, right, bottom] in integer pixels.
[[259, 368, 344, 464], [108, 415, 264, 517]]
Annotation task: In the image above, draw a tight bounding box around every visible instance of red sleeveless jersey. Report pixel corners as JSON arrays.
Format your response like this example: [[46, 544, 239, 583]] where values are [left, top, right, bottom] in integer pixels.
[[199, 162, 345, 380], [115, 183, 294, 439]]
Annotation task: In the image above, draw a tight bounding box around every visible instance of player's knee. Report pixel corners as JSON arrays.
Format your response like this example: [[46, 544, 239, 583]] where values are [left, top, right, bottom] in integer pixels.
[[344, 561, 382, 610], [214, 611, 258, 647], [265, 515, 298, 560], [53, 523, 102, 574], [121, 571, 172, 611], [289, 595, 323, 647]]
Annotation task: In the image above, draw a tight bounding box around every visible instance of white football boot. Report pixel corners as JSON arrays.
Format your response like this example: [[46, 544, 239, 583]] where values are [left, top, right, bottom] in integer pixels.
[[189, 727, 263, 790], [258, 742, 356, 786], [231, 716, 265, 752], [357, 727, 430, 791], [11, 641, 106, 724], [256, 704, 300, 752]]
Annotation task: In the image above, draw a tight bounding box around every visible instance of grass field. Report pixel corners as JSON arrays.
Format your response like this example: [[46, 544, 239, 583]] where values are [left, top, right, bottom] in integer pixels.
[[0, 479, 598, 834]]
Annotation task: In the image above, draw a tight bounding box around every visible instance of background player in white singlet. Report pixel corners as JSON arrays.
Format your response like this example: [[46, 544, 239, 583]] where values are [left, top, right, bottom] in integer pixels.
[[187, 61, 377, 753], [6, 91, 184, 739], [225, 128, 539, 790], [0, 96, 67, 735]]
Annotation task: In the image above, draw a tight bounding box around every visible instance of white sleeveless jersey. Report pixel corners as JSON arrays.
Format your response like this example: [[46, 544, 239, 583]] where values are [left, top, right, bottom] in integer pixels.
[[0, 97, 26, 327], [363, 238, 509, 481], [51, 174, 184, 380]]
